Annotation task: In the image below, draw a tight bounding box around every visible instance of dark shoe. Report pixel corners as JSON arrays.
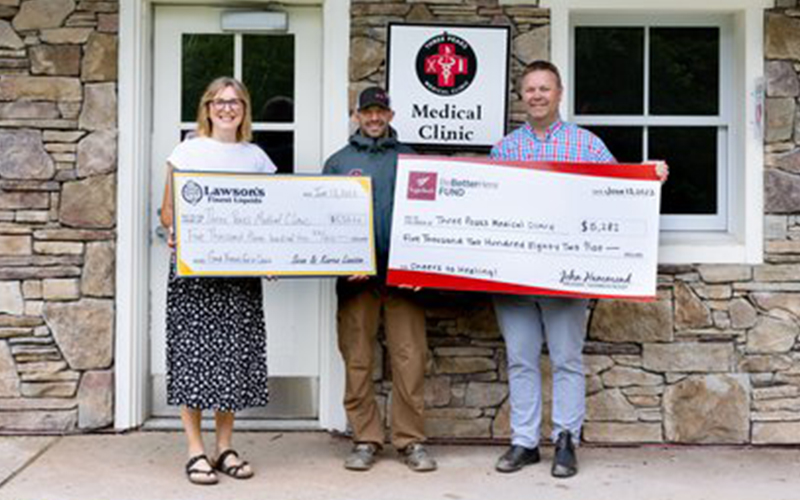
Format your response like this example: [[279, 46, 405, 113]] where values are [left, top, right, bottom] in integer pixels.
[[495, 445, 540, 473], [551, 431, 578, 478], [402, 443, 437, 472], [214, 449, 254, 479], [344, 442, 378, 471], [185, 454, 219, 485]]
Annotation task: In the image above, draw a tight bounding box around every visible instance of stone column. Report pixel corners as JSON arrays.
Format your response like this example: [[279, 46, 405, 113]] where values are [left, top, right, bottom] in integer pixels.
[[0, 0, 118, 432]]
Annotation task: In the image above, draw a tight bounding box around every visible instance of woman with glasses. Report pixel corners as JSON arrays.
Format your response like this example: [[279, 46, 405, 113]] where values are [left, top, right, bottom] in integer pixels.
[[159, 77, 275, 485]]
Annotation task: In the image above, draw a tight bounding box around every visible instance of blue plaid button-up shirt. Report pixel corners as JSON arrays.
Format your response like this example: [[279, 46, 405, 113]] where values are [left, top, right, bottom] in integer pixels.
[[490, 120, 615, 163]]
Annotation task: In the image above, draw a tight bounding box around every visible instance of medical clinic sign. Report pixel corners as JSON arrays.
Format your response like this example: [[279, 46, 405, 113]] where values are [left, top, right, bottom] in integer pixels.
[[386, 23, 510, 150]]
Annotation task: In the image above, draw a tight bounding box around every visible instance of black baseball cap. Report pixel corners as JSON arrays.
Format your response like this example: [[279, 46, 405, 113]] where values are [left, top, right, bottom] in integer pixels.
[[358, 86, 390, 111]]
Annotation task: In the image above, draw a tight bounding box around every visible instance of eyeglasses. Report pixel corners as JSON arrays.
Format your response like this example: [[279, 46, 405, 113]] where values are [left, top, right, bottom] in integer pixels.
[[209, 98, 244, 110]]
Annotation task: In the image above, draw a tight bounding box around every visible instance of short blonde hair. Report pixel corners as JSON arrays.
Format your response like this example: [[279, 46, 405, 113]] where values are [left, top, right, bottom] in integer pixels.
[[195, 77, 253, 142], [518, 60, 563, 91]]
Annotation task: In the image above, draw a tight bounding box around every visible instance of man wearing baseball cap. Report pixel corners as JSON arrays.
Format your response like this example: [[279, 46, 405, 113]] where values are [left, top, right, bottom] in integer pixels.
[[323, 86, 436, 472]]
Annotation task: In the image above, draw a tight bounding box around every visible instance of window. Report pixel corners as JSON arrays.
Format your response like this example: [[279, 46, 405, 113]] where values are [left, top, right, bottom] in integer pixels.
[[181, 33, 296, 173], [571, 15, 731, 231], [535, 0, 767, 264]]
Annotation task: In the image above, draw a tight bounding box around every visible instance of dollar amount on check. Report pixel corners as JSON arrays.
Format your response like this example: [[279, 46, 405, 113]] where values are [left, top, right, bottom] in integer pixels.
[[173, 172, 375, 277], [387, 156, 661, 300]]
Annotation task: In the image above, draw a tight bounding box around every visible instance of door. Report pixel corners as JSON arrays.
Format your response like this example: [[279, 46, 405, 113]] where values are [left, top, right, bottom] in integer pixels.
[[150, 5, 323, 420]]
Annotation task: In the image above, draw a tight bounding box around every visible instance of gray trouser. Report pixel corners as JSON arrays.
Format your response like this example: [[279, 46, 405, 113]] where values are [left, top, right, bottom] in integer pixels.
[[493, 294, 588, 448]]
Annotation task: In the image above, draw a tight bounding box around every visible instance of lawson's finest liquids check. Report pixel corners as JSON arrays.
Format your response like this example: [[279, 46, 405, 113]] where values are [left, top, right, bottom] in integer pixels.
[[173, 172, 375, 277], [387, 155, 661, 300]]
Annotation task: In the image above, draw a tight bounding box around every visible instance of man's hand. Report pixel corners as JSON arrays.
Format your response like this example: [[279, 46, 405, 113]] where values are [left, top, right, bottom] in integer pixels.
[[347, 275, 371, 283], [167, 226, 175, 249], [652, 160, 669, 183], [397, 284, 423, 292], [347, 275, 421, 292]]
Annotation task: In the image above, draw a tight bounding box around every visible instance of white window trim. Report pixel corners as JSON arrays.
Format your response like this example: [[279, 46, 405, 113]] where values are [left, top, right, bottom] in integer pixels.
[[517, 0, 768, 264], [570, 13, 731, 232]]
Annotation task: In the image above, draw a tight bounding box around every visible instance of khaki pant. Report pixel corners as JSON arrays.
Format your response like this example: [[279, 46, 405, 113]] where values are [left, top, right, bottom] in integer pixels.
[[336, 281, 427, 450]]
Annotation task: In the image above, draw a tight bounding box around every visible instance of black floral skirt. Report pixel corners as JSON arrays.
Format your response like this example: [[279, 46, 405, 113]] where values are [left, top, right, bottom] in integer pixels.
[[166, 260, 269, 412]]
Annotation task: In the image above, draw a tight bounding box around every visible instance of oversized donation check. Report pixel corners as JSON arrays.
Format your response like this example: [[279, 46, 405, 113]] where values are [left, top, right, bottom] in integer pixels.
[[387, 156, 662, 300], [173, 172, 375, 277]]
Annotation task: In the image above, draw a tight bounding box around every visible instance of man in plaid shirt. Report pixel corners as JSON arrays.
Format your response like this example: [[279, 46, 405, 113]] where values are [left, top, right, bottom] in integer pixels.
[[490, 60, 667, 478], [490, 69, 614, 164]]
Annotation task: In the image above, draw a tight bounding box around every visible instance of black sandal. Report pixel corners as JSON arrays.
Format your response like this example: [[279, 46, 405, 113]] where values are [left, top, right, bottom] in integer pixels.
[[185, 454, 218, 485], [215, 449, 254, 479]]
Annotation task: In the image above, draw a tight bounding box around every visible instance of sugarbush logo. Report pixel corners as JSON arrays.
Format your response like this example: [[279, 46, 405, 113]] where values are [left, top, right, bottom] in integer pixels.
[[415, 32, 478, 97], [407, 171, 437, 200], [181, 180, 203, 205]]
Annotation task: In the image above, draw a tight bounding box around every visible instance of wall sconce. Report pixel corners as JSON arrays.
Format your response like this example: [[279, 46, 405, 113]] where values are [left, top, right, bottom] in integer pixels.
[[220, 10, 288, 32]]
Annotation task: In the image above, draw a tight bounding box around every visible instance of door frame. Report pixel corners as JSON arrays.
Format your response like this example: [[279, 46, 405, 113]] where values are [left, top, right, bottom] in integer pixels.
[[116, 0, 350, 431]]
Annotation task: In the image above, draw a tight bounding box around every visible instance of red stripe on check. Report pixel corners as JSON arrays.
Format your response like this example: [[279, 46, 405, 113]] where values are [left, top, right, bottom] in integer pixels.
[[387, 269, 655, 302], [397, 154, 659, 181]]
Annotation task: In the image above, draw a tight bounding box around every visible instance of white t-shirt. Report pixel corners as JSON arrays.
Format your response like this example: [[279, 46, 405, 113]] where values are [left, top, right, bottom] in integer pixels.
[[167, 136, 277, 174]]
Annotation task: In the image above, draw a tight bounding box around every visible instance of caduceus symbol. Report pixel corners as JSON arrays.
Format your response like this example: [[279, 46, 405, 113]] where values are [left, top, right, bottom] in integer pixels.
[[424, 37, 468, 88]]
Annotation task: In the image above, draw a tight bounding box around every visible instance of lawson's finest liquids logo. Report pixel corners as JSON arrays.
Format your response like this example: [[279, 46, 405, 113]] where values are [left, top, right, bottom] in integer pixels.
[[181, 179, 266, 206], [416, 32, 477, 96], [181, 180, 203, 205], [407, 171, 438, 200]]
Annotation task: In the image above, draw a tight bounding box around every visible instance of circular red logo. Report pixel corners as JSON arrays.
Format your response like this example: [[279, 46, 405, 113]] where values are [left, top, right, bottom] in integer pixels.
[[416, 32, 478, 97]]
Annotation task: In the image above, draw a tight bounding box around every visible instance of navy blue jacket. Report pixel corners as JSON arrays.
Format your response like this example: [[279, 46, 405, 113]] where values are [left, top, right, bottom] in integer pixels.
[[323, 128, 414, 275]]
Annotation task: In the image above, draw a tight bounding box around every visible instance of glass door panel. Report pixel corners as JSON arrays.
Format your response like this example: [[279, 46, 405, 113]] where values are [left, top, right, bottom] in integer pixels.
[[181, 34, 234, 122], [244, 35, 295, 123]]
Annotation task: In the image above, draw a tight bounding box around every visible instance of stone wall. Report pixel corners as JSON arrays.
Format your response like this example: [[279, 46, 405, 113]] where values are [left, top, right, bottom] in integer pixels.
[[0, 0, 116, 432], [759, 1, 800, 444], [351, 0, 800, 444]]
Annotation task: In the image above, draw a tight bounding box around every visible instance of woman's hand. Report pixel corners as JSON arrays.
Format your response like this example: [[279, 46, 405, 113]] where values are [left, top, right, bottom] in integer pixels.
[[167, 226, 175, 249]]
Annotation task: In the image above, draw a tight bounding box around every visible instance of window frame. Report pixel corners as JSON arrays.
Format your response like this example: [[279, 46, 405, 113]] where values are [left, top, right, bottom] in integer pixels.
[[179, 32, 298, 170], [570, 13, 733, 232], [529, 0, 768, 264]]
